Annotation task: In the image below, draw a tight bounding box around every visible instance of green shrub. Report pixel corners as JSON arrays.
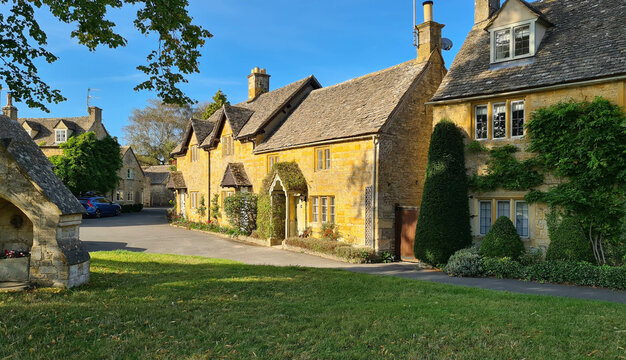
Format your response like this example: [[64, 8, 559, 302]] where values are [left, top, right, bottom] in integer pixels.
[[518, 248, 544, 266], [480, 257, 525, 279], [480, 217, 525, 259], [223, 192, 257, 235], [445, 247, 483, 277], [284, 238, 377, 264], [321, 223, 340, 241], [546, 217, 595, 263], [414, 121, 472, 265]]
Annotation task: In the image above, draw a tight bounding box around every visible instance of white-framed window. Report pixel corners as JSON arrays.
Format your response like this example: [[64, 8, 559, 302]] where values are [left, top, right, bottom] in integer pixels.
[[127, 169, 134, 180], [116, 191, 124, 201], [475, 105, 488, 140], [496, 200, 510, 220], [490, 21, 534, 63], [191, 145, 200, 162], [312, 197, 319, 222], [479, 201, 492, 235], [492, 103, 506, 139], [315, 148, 331, 171], [127, 191, 134, 202], [190, 192, 198, 209], [511, 101, 525, 137], [311, 196, 335, 223], [55, 129, 67, 143], [515, 201, 530, 238], [329, 197, 335, 224]]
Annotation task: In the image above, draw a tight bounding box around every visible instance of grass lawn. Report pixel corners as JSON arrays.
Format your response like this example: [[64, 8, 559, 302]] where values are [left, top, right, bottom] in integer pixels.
[[1, 251, 625, 359]]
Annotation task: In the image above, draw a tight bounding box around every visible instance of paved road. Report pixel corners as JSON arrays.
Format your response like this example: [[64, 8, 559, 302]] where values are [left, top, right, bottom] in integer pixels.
[[81, 208, 626, 304]]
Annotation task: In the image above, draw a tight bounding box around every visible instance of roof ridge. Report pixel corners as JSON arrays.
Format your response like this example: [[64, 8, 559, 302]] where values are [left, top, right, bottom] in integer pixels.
[[234, 75, 315, 107]]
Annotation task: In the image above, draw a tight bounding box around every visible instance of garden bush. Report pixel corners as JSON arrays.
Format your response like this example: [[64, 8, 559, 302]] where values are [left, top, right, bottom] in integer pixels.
[[414, 121, 472, 265], [480, 257, 525, 279], [284, 238, 377, 264], [224, 193, 258, 235], [444, 247, 483, 277], [546, 217, 595, 263], [480, 217, 525, 259]]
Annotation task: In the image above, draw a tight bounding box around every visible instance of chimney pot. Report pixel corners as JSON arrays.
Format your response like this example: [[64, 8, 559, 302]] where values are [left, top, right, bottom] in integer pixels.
[[415, 1, 444, 63], [423, 1, 433, 22]]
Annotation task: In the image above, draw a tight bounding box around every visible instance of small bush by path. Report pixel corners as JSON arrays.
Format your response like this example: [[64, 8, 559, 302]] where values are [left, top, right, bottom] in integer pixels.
[[284, 237, 378, 263]]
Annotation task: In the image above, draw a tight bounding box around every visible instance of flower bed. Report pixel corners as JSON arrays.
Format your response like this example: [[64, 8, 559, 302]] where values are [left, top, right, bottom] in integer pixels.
[[169, 216, 244, 236], [284, 238, 378, 264]]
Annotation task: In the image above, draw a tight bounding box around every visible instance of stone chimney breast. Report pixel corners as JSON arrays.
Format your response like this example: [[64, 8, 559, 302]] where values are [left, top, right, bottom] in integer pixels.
[[416, 1, 444, 63], [248, 67, 271, 101], [475, 0, 501, 24], [2, 94, 18, 121], [88, 106, 102, 124]]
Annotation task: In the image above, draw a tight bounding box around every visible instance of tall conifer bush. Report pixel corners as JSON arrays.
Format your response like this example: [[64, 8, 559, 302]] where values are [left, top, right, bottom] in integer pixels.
[[414, 120, 472, 265]]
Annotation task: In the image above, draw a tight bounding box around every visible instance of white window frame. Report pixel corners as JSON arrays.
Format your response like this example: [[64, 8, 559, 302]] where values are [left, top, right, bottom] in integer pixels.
[[515, 201, 530, 238], [127, 191, 134, 202], [312, 197, 319, 222], [490, 20, 536, 64], [492, 103, 507, 140], [510, 100, 526, 138], [55, 129, 67, 144], [475, 105, 488, 140]]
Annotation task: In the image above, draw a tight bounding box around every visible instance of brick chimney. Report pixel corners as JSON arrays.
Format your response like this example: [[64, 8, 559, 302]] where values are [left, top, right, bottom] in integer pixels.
[[247, 67, 270, 100], [2, 94, 18, 121], [88, 106, 102, 124], [475, 0, 500, 24], [416, 1, 444, 63]]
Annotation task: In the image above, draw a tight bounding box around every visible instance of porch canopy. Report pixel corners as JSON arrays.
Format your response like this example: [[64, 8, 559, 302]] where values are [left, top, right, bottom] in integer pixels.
[[266, 162, 308, 239], [166, 171, 187, 190], [221, 163, 252, 190]]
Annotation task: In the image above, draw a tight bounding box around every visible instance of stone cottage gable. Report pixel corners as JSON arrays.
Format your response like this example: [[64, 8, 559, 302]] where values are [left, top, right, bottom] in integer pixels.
[[171, 116, 216, 156], [255, 59, 428, 152], [431, 0, 626, 102]]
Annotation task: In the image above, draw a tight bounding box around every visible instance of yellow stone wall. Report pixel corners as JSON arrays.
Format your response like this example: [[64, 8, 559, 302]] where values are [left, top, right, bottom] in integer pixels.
[[433, 80, 626, 249], [174, 131, 210, 223]]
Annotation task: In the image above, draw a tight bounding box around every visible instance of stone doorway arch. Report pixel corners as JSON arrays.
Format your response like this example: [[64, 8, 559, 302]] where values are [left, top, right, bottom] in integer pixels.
[[0, 197, 33, 282], [267, 163, 308, 240]]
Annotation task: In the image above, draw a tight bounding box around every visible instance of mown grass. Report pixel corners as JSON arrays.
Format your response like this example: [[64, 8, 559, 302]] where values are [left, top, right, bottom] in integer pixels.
[[1, 251, 625, 359]]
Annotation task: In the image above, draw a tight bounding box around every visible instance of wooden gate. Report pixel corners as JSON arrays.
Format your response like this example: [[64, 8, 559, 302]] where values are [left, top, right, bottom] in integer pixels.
[[395, 206, 419, 261]]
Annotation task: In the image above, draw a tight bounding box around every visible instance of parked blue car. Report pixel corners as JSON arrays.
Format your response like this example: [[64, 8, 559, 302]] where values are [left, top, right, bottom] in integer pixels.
[[78, 197, 122, 218]]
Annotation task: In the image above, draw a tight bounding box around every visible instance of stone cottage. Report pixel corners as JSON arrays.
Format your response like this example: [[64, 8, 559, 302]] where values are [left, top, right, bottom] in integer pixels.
[[0, 114, 90, 288], [170, 2, 448, 253], [109, 146, 150, 207], [428, 0, 626, 249], [143, 165, 175, 207]]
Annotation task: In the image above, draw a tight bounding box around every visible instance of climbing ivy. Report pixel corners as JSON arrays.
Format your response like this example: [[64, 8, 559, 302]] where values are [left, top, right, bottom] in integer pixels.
[[468, 145, 543, 192]]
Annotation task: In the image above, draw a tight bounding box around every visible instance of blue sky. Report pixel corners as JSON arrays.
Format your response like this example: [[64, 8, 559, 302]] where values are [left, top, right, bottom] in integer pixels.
[[5, 0, 476, 143]]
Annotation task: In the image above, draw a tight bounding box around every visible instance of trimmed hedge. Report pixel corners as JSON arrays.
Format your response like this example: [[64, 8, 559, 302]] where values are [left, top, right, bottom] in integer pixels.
[[414, 121, 472, 265], [284, 238, 377, 264], [121, 204, 143, 213], [480, 217, 525, 260], [546, 217, 595, 263], [444, 247, 482, 277]]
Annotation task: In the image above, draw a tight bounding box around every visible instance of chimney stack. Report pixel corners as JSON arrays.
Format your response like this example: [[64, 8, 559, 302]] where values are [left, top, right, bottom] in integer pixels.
[[247, 67, 270, 100], [415, 1, 444, 63], [2, 94, 18, 121], [88, 106, 102, 124], [475, 0, 500, 24]]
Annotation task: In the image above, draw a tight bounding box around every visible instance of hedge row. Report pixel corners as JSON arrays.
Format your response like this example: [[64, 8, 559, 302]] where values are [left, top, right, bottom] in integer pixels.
[[121, 204, 143, 213], [284, 238, 377, 264]]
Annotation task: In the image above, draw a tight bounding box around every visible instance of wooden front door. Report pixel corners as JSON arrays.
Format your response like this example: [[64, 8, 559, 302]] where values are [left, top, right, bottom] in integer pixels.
[[395, 206, 419, 261]]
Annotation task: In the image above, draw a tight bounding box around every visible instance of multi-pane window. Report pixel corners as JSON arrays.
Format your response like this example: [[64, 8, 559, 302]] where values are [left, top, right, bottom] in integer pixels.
[[497, 200, 510, 220], [190, 192, 198, 209], [267, 155, 279, 173], [492, 103, 506, 139], [514, 25, 530, 57], [191, 145, 200, 162], [511, 101, 525, 137], [127, 169, 134, 180], [55, 129, 67, 143], [494, 29, 511, 61], [128, 191, 134, 202], [116, 191, 124, 201], [475, 106, 488, 140], [311, 196, 335, 223], [221, 136, 234, 156], [515, 201, 530, 238], [316, 148, 331, 171], [479, 201, 492, 235]]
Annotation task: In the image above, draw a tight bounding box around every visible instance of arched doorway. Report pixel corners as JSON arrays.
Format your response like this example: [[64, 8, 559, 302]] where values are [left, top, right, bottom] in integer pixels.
[[0, 197, 33, 282]]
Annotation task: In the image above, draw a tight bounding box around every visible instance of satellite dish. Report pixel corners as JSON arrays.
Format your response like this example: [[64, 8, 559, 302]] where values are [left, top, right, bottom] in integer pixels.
[[442, 38, 454, 51]]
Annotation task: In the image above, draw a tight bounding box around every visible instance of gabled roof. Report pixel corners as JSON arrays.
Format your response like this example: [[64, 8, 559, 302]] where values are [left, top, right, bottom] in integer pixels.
[[171, 117, 215, 156], [121, 146, 145, 177], [220, 163, 252, 188], [143, 165, 172, 185], [484, 0, 553, 29], [166, 171, 187, 190], [255, 59, 428, 152], [431, 0, 626, 102], [18, 116, 100, 146], [223, 104, 254, 137], [0, 116, 85, 215]]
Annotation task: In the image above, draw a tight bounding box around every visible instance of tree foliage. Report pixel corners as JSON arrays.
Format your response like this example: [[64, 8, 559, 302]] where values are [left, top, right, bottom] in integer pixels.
[[50, 132, 123, 195], [525, 98, 626, 265], [123, 99, 192, 165], [469, 145, 543, 192], [414, 121, 472, 265], [0, 0, 212, 111], [201, 90, 230, 120]]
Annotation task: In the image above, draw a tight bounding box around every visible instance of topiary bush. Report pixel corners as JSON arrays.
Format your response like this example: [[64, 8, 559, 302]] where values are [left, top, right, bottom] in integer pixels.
[[444, 247, 483, 277], [546, 216, 595, 263], [414, 120, 472, 265], [480, 217, 525, 259]]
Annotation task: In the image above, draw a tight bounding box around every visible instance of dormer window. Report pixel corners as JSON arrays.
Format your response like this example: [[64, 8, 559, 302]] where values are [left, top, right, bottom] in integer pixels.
[[490, 21, 534, 63], [55, 129, 67, 143]]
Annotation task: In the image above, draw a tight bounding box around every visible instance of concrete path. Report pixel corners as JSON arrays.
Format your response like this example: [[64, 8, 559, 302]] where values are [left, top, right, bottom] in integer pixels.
[[81, 208, 626, 304]]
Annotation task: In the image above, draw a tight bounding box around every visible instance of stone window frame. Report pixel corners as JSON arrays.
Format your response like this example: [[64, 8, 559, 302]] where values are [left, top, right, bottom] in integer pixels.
[[475, 105, 489, 140], [311, 196, 335, 224], [127, 191, 134, 202], [314, 147, 331, 171], [191, 145, 200, 162], [492, 103, 507, 140], [116, 190, 124, 202], [127, 168, 134, 180], [490, 20, 536, 63], [472, 99, 526, 140], [221, 136, 234, 157], [510, 100, 526, 138], [477, 198, 530, 238], [266, 154, 279, 173], [190, 191, 199, 209]]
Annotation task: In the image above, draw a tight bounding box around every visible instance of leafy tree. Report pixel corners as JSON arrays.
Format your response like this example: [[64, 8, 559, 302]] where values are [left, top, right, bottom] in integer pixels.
[[0, 0, 212, 112], [414, 121, 472, 265], [123, 99, 192, 165], [200, 90, 230, 119], [480, 217, 525, 260], [526, 98, 626, 265], [50, 133, 123, 195]]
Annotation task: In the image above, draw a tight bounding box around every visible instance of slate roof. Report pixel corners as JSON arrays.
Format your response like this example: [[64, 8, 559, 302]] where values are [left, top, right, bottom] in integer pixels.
[[431, 0, 626, 102], [255, 60, 427, 152], [18, 116, 98, 146], [0, 116, 85, 215], [223, 104, 254, 137], [236, 76, 320, 139], [220, 163, 252, 188], [166, 171, 187, 189], [143, 165, 172, 185], [171, 117, 215, 156]]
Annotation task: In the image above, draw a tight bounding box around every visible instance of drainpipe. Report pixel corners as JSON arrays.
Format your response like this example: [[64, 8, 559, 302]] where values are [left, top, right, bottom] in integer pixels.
[[371, 135, 379, 251]]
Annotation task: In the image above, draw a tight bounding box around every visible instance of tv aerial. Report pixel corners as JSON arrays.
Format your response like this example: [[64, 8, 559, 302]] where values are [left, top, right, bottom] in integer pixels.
[[87, 88, 101, 107]]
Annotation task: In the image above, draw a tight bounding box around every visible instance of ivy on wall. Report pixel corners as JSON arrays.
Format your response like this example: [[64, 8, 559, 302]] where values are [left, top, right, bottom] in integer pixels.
[[468, 145, 543, 192]]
